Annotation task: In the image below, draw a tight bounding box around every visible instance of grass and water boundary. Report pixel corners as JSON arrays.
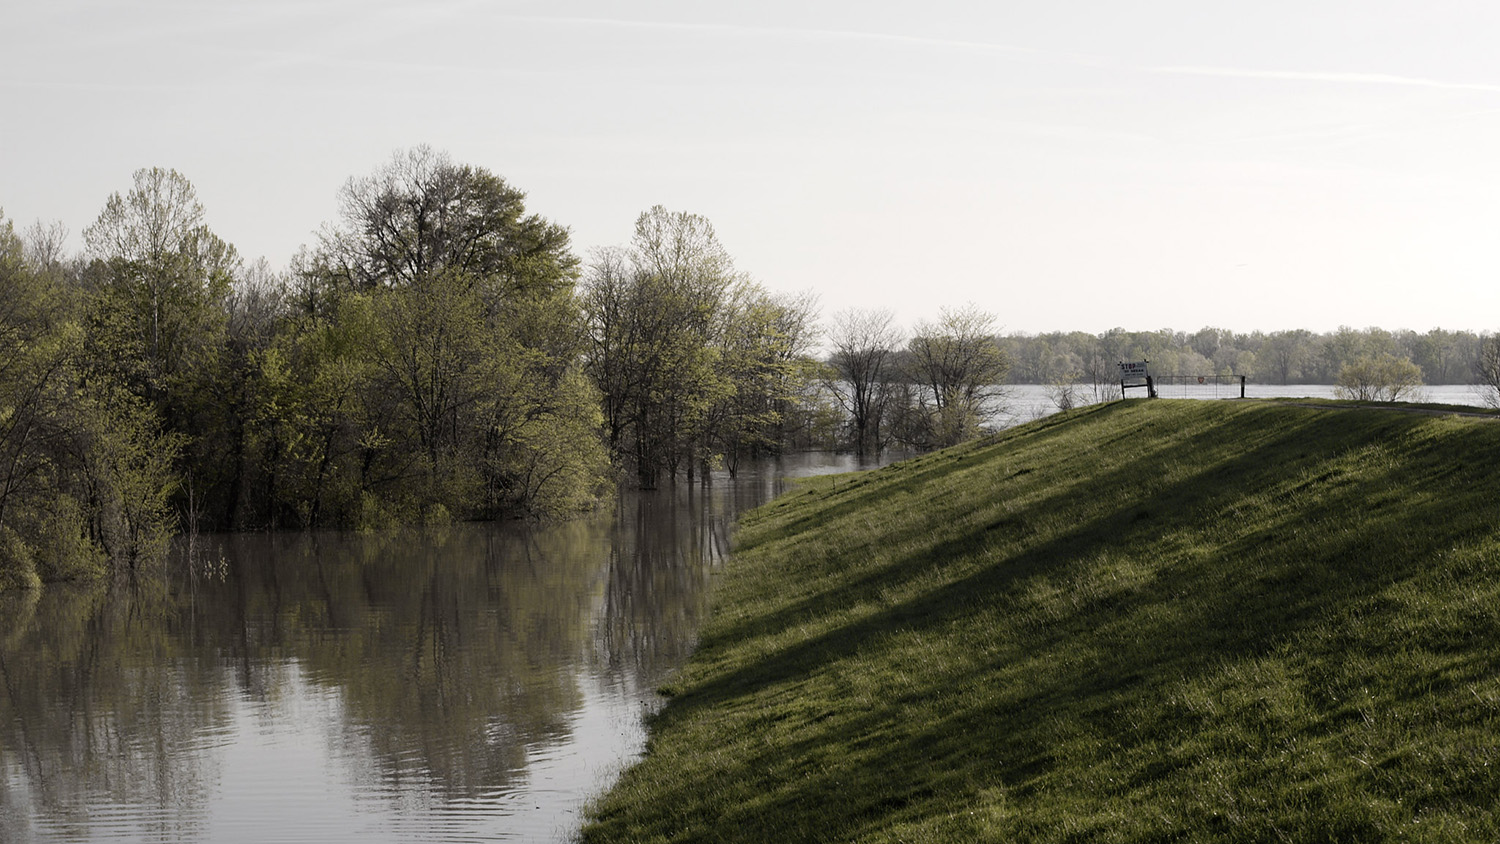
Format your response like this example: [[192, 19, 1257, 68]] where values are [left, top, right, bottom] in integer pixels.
[[581, 398, 1500, 842]]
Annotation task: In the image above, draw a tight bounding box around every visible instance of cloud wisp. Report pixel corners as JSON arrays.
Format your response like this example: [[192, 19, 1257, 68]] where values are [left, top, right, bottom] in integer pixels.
[[1153, 65, 1500, 94], [509, 14, 1106, 66]]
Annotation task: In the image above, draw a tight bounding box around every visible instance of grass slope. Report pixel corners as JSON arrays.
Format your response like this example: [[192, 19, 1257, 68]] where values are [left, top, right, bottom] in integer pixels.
[[582, 400, 1500, 843]]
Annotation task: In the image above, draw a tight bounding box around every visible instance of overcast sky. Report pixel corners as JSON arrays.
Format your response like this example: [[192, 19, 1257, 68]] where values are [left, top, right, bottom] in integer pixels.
[[4, 1, 1500, 334]]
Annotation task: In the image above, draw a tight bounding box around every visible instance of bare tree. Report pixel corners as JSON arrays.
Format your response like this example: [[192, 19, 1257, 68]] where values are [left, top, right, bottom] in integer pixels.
[[22, 220, 70, 277], [83, 168, 211, 266], [1335, 353, 1424, 402], [1045, 375, 1085, 411], [824, 308, 902, 456], [905, 304, 1008, 448], [1478, 334, 1500, 408]]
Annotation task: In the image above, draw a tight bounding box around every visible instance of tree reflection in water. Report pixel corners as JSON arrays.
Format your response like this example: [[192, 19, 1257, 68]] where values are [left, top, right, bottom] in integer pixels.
[[0, 453, 892, 843]]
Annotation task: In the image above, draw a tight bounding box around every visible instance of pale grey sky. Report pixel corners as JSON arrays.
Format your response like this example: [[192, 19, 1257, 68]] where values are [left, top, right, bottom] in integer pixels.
[[4, 1, 1500, 333]]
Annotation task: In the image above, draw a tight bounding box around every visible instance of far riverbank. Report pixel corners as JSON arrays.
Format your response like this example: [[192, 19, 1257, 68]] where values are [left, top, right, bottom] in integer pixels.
[[1000, 382, 1490, 426]]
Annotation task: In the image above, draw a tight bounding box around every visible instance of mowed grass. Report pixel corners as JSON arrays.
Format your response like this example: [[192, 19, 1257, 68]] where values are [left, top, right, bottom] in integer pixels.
[[580, 400, 1500, 843]]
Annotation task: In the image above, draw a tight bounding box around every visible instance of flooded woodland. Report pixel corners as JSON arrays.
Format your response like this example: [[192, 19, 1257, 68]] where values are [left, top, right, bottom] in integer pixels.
[[0, 454, 885, 843]]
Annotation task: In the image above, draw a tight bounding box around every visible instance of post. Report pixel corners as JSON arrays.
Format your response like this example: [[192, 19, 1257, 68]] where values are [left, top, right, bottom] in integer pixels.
[[1240, 375, 1246, 399], [1147, 375, 1157, 399]]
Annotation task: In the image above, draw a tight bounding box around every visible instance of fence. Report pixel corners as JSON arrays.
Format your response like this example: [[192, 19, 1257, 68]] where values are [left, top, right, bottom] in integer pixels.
[[1149, 374, 1248, 399]]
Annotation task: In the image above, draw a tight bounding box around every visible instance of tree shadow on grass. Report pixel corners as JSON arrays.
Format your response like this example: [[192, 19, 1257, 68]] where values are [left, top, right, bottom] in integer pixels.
[[707, 400, 1362, 653], [621, 404, 1500, 842]]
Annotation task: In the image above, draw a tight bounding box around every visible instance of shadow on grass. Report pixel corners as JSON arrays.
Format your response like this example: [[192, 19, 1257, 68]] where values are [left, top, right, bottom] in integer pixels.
[[605, 402, 1500, 842]]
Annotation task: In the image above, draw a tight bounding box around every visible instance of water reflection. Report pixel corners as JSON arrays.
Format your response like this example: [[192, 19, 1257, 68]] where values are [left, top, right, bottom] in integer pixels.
[[0, 453, 890, 843]]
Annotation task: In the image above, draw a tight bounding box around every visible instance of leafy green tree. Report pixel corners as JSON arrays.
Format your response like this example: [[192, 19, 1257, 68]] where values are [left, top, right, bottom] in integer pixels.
[[0, 212, 58, 588], [78, 167, 245, 531], [1261, 329, 1312, 384], [1187, 326, 1228, 361], [244, 298, 381, 528], [292, 147, 607, 522], [70, 383, 182, 568], [1313, 326, 1362, 383], [1410, 328, 1475, 385], [702, 286, 819, 475], [81, 167, 237, 407], [314, 145, 576, 314], [212, 257, 286, 528], [0, 209, 180, 587], [582, 208, 735, 488], [582, 207, 816, 485]]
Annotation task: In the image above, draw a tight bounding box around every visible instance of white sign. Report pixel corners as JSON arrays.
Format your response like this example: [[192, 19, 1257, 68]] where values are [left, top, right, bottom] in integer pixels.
[[1118, 360, 1149, 386]]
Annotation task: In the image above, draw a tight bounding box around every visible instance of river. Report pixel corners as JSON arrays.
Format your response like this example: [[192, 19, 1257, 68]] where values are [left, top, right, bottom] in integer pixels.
[[999, 382, 1494, 426], [0, 452, 891, 844]]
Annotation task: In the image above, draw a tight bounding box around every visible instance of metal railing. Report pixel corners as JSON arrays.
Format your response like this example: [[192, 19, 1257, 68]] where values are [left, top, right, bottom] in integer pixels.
[[1149, 374, 1248, 399]]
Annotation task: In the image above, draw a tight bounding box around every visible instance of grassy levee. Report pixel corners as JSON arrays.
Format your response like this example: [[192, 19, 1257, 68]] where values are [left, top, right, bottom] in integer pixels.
[[580, 399, 1500, 843]]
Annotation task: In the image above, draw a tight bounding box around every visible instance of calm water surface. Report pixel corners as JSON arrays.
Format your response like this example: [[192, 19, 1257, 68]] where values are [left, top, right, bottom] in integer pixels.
[[0, 453, 888, 844], [1002, 382, 1492, 424]]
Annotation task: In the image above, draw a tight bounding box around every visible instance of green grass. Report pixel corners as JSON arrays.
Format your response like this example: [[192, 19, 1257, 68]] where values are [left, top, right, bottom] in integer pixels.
[[581, 399, 1500, 843], [1259, 395, 1500, 416]]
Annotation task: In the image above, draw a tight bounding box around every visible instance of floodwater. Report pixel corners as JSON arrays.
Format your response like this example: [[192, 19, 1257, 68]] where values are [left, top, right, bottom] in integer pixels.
[[0, 453, 888, 844], [1000, 382, 1493, 426]]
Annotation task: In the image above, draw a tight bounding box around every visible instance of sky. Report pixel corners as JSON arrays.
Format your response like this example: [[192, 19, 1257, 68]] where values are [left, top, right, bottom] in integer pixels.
[[4, 0, 1500, 335]]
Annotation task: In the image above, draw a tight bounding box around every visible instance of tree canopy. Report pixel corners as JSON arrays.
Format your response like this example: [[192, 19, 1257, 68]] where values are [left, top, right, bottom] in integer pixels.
[[7, 149, 1497, 591], [582, 206, 817, 487]]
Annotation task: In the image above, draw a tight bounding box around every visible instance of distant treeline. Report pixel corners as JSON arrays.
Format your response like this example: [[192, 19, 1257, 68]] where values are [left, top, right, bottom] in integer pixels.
[[3, 147, 1498, 587], [815, 314, 1500, 456], [997, 326, 1489, 386]]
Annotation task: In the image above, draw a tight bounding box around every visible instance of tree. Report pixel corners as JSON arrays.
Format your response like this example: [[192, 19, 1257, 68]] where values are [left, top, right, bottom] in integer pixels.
[[318, 146, 577, 302], [581, 206, 820, 484], [582, 207, 737, 488], [244, 299, 382, 528], [1075, 332, 1123, 403], [1188, 326, 1228, 361], [903, 305, 1008, 448], [76, 167, 247, 529], [22, 219, 70, 278], [291, 148, 607, 523], [0, 208, 180, 586], [0, 212, 64, 587], [703, 286, 819, 474], [824, 308, 902, 456], [1335, 353, 1424, 402], [1411, 328, 1474, 385], [580, 246, 639, 456], [1262, 329, 1312, 384], [82, 167, 238, 404], [1316, 326, 1374, 384], [1477, 334, 1500, 408]]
